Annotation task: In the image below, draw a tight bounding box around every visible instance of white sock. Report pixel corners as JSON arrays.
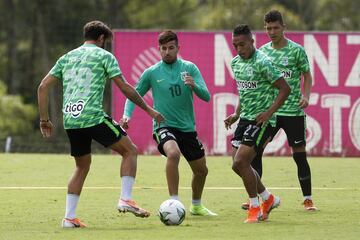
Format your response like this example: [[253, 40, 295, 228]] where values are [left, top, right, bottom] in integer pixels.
[[259, 189, 271, 201], [304, 195, 312, 200], [120, 176, 135, 200], [249, 197, 260, 207], [170, 195, 179, 200], [65, 193, 79, 219], [192, 199, 201, 206]]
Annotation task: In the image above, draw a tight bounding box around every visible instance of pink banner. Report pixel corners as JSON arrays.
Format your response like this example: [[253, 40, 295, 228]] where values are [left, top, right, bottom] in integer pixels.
[[113, 31, 360, 157]]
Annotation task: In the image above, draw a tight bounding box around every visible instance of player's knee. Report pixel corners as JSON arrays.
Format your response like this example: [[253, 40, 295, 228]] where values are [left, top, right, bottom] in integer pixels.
[[195, 165, 208, 178], [232, 160, 241, 174], [292, 145, 306, 153], [166, 149, 181, 162], [75, 155, 91, 171], [232, 159, 248, 174], [124, 143, 138, 158]]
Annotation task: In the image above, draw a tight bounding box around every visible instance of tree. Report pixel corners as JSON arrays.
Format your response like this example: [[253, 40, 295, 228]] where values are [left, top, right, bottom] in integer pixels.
[[192, 0, 307, 31], [0, 81, 36, 138]]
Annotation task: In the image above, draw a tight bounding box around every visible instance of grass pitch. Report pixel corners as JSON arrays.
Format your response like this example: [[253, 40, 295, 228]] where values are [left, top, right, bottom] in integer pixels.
[[0, 154, 359, 240]]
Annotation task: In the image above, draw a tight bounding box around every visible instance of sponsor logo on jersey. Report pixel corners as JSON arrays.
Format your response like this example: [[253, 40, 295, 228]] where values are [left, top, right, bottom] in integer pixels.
[[282, 57, 289, 66], [236, 81, 258, 90], [281, 70, 292, 78], [64, 100, 85, 118], [180, 71, 190, 81], [246, 67, 253, 77]]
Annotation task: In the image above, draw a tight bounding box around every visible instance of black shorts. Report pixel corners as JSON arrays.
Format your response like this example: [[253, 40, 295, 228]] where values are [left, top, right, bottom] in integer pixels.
[[66, 116, 127, 157], [275, 115, 306, 147], [231, 119, 276, 151], [153, 127, 205, 161]]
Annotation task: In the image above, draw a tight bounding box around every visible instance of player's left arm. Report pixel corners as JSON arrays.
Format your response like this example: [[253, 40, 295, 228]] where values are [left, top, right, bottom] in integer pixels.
[[297, 47, 312, 109], [299, 71, 312, 108], [185, 64, 211, 102]]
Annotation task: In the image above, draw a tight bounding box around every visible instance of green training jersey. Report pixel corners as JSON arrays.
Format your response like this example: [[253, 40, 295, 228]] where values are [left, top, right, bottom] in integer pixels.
[[230, 49, 282, 126], [50, 43, 121, 129], [124, 59, 210, 132], [260, 39, 310, 116]]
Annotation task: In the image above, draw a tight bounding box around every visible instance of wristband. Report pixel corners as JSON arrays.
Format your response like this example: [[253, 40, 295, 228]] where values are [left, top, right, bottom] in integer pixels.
[[40, 119, 50, 123]]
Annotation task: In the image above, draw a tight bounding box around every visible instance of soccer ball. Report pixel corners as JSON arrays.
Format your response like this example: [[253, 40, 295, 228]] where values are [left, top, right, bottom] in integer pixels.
[[158, 199, 186, 226]]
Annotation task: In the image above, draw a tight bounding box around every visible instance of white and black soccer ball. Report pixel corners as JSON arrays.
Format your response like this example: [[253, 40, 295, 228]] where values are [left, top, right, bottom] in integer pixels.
[[158, 199, 186, 226]]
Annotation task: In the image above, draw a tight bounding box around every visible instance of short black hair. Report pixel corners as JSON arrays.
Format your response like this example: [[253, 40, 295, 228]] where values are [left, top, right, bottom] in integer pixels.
[[233, 24, 252, 37], [83, 20, 113, 41], [158, 30, 178, 45], [264, 10, 284, 25]]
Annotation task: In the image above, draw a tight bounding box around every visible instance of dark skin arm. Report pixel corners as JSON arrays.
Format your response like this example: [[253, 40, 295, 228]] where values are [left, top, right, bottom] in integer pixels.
[[224, 98, 241, 130]]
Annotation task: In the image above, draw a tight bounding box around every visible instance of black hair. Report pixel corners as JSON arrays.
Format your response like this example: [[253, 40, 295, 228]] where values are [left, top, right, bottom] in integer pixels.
[[83, 20, 113, 41], [233, 24, 252, 37], [264, 10, 284, 24], [158, 30, 178, 45]]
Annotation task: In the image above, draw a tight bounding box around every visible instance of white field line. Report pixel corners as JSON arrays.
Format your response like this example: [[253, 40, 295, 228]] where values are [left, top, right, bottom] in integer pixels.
[[0, 186, 353, 190]]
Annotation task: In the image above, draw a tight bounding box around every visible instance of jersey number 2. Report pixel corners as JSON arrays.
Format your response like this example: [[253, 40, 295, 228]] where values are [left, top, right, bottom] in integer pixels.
[[64, 67, 92, 99]]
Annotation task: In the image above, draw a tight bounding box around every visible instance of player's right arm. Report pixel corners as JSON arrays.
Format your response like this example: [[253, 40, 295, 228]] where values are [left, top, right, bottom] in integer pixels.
[[224, 57, 241, 130], [37, 74, 58, 138], [256, 76, 290, 125], [224, 98, 241, 130], [113, 74, 163, 128]]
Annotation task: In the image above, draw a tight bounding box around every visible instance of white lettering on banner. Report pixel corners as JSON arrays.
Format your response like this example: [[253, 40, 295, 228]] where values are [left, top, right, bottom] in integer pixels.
[[265, 93, 322, 154], [211, 34, 358, 155], [304, 34, 339, 86], [306, 115, 322, 152], [214, 34, 234, 86], [321, 94, 351, 153], [349, 98, 360, 150], [264, 130, 287, 154], [306, 93, 322, 151], [212, 93, 238, 154], [345, 35, 360, 87]]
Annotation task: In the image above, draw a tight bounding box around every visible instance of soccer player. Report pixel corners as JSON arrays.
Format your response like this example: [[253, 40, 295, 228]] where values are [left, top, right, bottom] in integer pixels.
[[248, 10, 316, 211], [37, 21, 164, 228], [224, 24, 290, 223], [121, 30, 217, 216]]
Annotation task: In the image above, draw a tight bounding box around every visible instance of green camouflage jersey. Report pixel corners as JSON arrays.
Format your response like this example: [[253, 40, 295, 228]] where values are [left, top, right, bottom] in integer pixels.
[[230, 49, 282, 126], [260, 39, 310, 116], [124, 59, 210, 132], [50, 43, 121, 129]]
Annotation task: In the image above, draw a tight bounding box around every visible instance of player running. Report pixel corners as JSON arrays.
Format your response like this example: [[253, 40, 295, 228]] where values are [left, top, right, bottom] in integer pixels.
[[37, 21, 164, 228], [121, 30, 217, 216], [224, 24, 290, 223], [243, 10, 317, 211]]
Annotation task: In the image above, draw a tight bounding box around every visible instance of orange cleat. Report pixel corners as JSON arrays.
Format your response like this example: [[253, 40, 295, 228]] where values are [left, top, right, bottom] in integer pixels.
[[244, 206, 262, 223], [62, 218, 87, 228], [303, 199, 318, 211], [261, 194, 280, 221], [117, 199, 150, 218]]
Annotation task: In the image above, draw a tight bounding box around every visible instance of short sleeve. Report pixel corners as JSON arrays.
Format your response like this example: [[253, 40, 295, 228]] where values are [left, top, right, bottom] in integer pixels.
[[297, 47, 310, 73], [49, 55, 66, 80], [104, 52, 122, 79]]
